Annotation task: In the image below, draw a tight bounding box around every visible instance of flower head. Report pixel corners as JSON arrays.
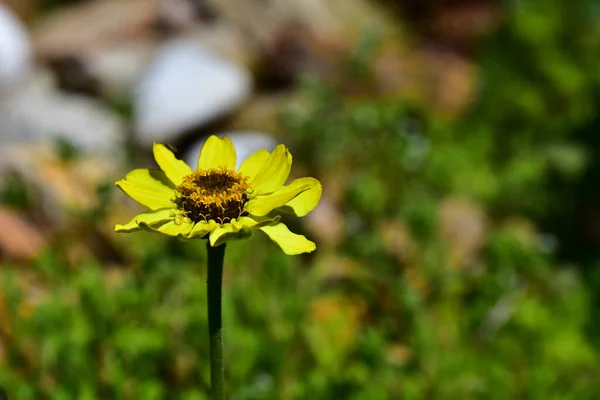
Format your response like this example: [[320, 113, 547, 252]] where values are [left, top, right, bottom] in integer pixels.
[[115, 136, 321, 254]]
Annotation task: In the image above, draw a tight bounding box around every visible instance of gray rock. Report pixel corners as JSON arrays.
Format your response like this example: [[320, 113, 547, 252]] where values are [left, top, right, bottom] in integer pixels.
[[0, 143, 123, 226], [87, 39, 157, 97], [133, 41, 252, 145], [184, 132, 277, 170], [0, 3, 32, 95], [0, 70, 124, 164]]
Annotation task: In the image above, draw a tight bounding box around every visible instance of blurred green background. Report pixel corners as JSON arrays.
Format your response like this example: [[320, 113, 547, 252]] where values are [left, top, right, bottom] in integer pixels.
[[1, 0, 600, 398]]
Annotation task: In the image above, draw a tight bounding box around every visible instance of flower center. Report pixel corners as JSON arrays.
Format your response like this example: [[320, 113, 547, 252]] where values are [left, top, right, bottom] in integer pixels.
[[176, 167, 251, 224]]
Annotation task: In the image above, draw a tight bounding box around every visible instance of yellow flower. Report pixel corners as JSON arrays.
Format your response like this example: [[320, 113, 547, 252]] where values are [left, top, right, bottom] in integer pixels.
[[115, 135, 321, 255]]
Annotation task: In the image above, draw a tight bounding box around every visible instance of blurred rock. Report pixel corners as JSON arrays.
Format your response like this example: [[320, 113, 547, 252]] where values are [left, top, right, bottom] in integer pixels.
[[0, 206, 47, 262], [183, 23, 253, 67], [30, 0, 164, 97], [87, 39, 158, 97], [209, 0, 397, 90], [184, 132, 276, 169], [374, 43, 476, 117], [254, 21, 344, 90], [214, 0, 395, 47], [32, 0, 159, 61], [373, 45, 419, 98], [427, 1, 502, 52], [154, 0, 218, 34], [0, 3, 32, 95], [380, 0, 501, 49], [439, 197, 488, 269], [2, 0, 40, 23], [0, 70, 124, 156], [89, 22, 251, 97], [0, 145, 121, 226], [133, 41, 251, 145], [48, 55, 101, 96], [423, 46, 477, 116], [228, 93, 286, 134]]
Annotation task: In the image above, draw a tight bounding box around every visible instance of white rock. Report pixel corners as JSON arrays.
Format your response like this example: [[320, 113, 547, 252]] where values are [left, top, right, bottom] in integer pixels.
[[0, 70, 124, 163], [184, 132, 277, 170], [0, 4, 32, 95], [134, 41, 252, 145]]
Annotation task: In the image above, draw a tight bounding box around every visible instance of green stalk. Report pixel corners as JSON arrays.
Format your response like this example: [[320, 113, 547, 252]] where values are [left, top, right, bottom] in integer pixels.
[[206, 242, 226, 400]]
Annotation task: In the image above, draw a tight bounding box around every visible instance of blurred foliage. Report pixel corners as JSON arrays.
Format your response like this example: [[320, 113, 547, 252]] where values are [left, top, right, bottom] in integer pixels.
[[2, 0, 600, 398], [40, 0, 86, 13], [0, 174, 31, 211]]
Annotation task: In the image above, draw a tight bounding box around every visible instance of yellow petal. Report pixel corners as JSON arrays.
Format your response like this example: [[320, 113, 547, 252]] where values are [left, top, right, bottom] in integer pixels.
[[259, 222, 316, 255], [237, 149, 270, 181], [139, 218, 194, 237], [115, 208, 173, 233], [197, 135, 237, 170], [245, 178, 314, 217], [249, 144, 292, 195], [236, 215, 279, 229], [188, 220, 218, 239], [276, 177, 322, 217], [153, 143, 192, 185], [115, 169, 174, 209], [205, 216, 274, 246], [209, 221, 252, 247]]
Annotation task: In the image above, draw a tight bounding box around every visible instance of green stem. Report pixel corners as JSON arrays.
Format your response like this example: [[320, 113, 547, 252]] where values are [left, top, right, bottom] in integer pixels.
[[206, 242, 226, 400]]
